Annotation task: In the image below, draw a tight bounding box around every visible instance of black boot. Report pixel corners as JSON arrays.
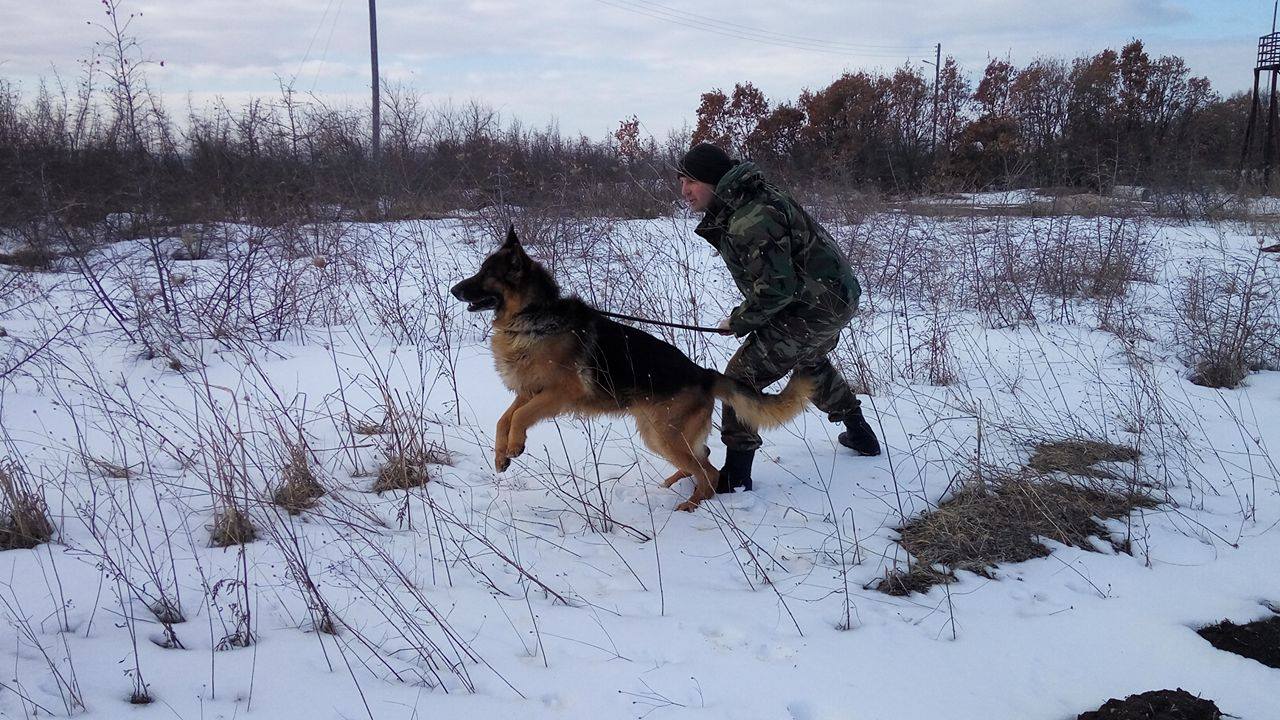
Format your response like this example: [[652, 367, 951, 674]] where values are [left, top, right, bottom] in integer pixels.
[[716, 448, 756, 494], [838, 413, 881, 456]]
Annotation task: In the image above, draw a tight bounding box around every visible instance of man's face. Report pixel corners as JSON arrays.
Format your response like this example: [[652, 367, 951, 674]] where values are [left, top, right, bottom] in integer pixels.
[[680, 176, 716, 212]]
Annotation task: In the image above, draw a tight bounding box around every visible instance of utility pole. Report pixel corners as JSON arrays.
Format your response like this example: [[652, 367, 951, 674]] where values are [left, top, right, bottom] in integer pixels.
[[368, 0, 380, 163], [931, 43, 941, 151]]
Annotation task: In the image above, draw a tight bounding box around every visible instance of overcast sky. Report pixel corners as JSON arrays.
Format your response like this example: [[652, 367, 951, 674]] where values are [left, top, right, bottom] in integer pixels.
[[0, 0, 1272, 139]]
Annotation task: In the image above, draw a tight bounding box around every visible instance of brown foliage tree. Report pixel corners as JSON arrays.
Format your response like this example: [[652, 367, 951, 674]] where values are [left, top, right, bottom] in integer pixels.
[[975, 58, 1016, 118], [692, 82, 770, 158]]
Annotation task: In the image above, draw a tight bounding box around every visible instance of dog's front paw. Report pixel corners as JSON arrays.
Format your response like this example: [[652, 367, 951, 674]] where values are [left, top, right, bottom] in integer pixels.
[[507, 441, 525, 460], [675, 499, 700, 512], [495, 451, 511, 472]]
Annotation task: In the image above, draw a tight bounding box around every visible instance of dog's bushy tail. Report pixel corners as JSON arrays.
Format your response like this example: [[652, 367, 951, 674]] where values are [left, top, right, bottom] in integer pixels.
[[711, 374, 814, 429]]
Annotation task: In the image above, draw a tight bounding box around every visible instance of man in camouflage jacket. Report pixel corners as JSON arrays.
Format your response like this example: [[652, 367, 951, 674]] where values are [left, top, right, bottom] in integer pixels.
[[677, 143, 880, 493]]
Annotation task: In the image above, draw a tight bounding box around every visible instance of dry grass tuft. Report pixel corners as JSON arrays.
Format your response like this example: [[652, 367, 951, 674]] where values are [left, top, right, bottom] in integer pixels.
[[85, 455, 135, 480], [875, 564, 956, 597], [351, 417, 387, 436], [209, 506, 257, 547], [0, 460, 54, 550], [150, 600, 185, 625], [886, 469, 1154, 595], [0, 245, 58, 271], [1028, 438, 1140, 479], [372, 441, 452, 493], [272, 443, 324, 514], [1190, 358, 1250, 391]]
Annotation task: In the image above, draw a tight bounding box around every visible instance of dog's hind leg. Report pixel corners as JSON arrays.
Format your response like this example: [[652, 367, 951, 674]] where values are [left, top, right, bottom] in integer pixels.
[[670, 444, 719, 512], [673, 405, 718, 511], [651, 399, 718, 511], [494, 394, 530, 471]]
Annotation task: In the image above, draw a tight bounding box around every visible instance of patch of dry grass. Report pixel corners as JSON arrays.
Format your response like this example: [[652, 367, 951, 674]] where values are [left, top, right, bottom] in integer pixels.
[[1028, 438, 1140, 479], [84, 455, 135, 480], [372, 442, 452, 493], [875, 564, 956, 597], [350, 417, 387, 436], [0, 460, 54, 551], [272, 442, 324, 514], [0, 245, 58, 271], [885, 466, 1154, 595], [209, 506, 256, 547]]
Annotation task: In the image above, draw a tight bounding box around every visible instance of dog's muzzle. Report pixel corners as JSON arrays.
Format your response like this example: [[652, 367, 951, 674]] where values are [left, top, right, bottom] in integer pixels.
[[450, 279, 499, 312]]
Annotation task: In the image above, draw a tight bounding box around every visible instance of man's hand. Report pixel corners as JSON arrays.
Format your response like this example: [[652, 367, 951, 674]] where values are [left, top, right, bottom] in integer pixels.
[[717, 318, 735, 336]]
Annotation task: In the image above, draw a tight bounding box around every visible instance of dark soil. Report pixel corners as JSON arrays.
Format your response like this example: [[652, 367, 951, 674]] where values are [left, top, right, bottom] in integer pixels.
[[1197, 613, 1280, 669], [1077, 689, 1223, 720]]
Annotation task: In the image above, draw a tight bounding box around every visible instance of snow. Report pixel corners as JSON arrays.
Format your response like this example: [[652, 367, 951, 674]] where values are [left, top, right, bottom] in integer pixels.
[[0, 211, 1277, 719]]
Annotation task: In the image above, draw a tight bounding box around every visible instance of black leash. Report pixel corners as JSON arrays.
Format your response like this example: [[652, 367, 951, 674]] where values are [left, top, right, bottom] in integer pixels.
[[597, 309, 724, 334]]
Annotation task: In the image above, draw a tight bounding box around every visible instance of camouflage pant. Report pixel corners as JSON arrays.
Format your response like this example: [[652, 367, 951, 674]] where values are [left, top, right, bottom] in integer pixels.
[[721, 311, 862, 452]]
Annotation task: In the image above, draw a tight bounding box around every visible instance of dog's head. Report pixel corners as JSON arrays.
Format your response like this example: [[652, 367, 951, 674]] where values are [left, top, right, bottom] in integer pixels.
[[450, 226, 557, 316]]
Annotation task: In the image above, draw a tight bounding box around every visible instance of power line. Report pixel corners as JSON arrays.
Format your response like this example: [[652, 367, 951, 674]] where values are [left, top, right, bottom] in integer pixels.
[[311, 0, 347, 92], [590, 0, 931, 58], [621, 0, 931, 52], [292, 0, 339, 85], [592, 0, 919, 57], [593, 0, 912, 57]]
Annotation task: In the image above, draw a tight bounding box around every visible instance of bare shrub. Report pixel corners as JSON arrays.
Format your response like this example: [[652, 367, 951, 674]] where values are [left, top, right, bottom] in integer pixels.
[[1149, 188, 1244, 223], [1173, 252, 1280, 389], [169, 224, 333, 346], [170, 224, 217, 260], [0, 460, 54, 551]]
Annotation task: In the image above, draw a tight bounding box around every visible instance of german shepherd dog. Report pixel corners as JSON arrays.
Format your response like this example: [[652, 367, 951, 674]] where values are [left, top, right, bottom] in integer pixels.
[[450, 227, 812, 511]]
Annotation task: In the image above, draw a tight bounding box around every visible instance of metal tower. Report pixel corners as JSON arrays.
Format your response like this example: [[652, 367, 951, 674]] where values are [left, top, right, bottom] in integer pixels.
[[1242, 5, 1280, 189]]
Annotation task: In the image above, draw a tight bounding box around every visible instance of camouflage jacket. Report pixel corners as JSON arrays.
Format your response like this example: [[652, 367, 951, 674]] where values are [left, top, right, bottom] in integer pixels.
[[695, 162, 860, 337]]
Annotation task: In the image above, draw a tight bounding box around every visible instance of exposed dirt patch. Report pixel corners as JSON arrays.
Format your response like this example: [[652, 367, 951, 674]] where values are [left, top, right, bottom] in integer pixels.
[[1197, 612, 1280, 669], [1077, 689, 1223, 720]]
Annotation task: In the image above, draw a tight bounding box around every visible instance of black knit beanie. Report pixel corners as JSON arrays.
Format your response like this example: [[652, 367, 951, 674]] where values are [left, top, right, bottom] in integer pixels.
[[677, 143, 736, 186]]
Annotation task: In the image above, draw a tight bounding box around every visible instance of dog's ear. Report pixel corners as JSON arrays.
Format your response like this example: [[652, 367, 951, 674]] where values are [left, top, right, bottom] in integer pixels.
[[504, 224, 520, 248]]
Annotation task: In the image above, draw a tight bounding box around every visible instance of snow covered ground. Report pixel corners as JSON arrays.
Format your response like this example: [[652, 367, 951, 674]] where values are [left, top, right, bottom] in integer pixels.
[[0, 209, 1277, 719]]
